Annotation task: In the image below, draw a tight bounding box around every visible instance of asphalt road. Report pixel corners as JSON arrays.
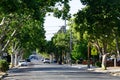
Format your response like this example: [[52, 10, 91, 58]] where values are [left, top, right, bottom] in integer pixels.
[[3, 62, 120, 80]]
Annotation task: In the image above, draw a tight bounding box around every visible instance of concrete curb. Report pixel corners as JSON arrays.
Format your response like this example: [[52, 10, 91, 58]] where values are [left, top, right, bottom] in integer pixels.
[[0, 67, 19, 80], [87, 67, 120, 77], [68, 64, 120, 76]]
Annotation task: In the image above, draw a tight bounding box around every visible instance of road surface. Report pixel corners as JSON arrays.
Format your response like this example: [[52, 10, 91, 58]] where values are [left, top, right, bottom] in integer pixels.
[[3, 62, 120, 80]]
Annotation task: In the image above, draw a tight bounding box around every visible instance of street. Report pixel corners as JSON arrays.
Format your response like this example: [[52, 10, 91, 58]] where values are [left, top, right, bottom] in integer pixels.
[[3, 62, 120, 80]]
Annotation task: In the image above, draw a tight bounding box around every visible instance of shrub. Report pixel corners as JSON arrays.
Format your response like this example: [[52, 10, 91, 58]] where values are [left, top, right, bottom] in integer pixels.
[[117, 60, 120, 66], [95, 61, 101, 67], [82, 60, 87, 64], [0, 60, 9, 72], [107, 60, 114, 67]]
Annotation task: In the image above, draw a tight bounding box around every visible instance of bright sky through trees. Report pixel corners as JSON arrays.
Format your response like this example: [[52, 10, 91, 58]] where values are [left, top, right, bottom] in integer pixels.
[[44, 0, 85, 41]]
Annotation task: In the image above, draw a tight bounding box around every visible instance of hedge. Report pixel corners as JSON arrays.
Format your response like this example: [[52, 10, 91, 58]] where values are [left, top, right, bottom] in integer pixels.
[[0, 60, 9, 72]]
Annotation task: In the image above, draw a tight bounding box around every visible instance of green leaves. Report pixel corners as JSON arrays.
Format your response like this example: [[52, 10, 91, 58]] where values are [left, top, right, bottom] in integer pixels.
[[72, 41, 87, 60], [18, 19, 45, 51], [68, 0, 120, 58], [74, 0, 120, 40], [53, 0, 71, 20], [0, 0, 72, 59]]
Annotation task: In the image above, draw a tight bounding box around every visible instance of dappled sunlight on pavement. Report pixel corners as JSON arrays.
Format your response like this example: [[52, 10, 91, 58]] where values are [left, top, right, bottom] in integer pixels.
[[90, 67, 120, 76], [70, 64, 120, 77]]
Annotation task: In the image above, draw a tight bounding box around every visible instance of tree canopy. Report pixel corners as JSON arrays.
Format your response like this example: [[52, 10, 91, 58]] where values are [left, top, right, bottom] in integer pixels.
[[67, 0, 120, 69], [0, 0, 71, 58], [72, 0, 120, 54]]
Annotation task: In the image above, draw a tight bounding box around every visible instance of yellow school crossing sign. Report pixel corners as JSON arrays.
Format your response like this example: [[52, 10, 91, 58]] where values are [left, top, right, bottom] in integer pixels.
[[91, 47, 97, 55]]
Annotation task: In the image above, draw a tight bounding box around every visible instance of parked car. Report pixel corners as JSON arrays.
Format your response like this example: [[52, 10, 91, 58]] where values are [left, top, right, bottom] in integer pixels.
[[26, 58, 31, 62], [29, 54, 38, 60], [18, 60, 28, 66], [53, 59, 57, 63], [43, 58, 50, 64]]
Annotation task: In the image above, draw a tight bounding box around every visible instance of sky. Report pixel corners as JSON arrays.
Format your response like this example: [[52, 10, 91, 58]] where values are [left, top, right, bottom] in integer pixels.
[[44, 0, 85, 41]]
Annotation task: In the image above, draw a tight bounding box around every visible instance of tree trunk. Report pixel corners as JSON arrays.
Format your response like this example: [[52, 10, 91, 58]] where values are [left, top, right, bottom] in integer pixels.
[[114, 57, 117, 67], [115, 35, 119, 67], [115, 31, 120, 57], [10, 54, 14, 68], [1, 30, 16, 52], [87, 42, 90, 68], [101, 54, 107, 70], [15, 53, 18, 66], [94, 39, 109, 69]]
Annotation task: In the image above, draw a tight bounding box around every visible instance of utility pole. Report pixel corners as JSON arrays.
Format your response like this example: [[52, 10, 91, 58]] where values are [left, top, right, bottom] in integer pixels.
[[62, 18, 66, 33], [64, 18, 66, 33], [87, 42, 90, 68], [69, 30, 72, 65]]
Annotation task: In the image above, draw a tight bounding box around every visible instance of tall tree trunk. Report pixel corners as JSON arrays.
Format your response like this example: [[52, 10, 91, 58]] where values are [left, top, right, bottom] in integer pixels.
[[10, 41, 19, 67], [94, 39, 108, 70], [94, 40, 102, 61], [101, 53, 107, 70], [10, 53, 14, 68], [1, 30, 16, 52], [87, 42, 90, 68], [116, 36, 120, 57], [15, 52, 18, 66], [101, 41, 108, 70], [113, 35, 119, 67]]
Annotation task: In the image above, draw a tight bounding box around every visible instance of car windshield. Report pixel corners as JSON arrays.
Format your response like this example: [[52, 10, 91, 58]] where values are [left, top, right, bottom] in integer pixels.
[[19, 60, 26, 62], [45, 58, 49, 60]]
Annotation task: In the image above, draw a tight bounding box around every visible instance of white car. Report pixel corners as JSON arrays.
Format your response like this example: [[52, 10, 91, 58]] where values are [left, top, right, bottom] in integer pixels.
[[18, 60, 28, 66], [43, 58, 50, 64]]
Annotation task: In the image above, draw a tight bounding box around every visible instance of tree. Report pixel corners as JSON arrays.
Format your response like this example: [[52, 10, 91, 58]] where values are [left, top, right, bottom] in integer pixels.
[[52, 30, 70, 64], [72, 41, 87, 61], [0, 0, 71, 53], [0, 0, 72, 67], [70, 0, 120, 69]]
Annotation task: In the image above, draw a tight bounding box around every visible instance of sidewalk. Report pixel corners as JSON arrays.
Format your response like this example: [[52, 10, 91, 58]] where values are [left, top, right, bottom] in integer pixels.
[[0, 72, 7, 80], [0, 67, 18, 80], [70, 64, 120, 76], [89, 67, 120, 76]]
